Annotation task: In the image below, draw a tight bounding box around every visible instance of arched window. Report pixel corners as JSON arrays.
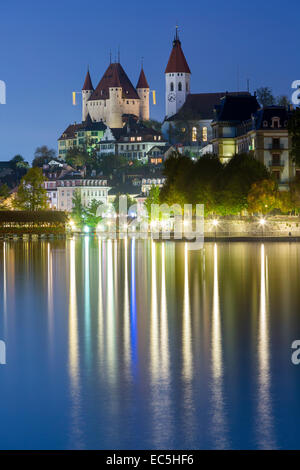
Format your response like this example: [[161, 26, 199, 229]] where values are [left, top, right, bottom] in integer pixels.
[[202, 127, 208, 142], [178, 82, 182, 91], [170, 82, 174, 92], [192, 127, 197, 142], [271, 117, 281, 129]]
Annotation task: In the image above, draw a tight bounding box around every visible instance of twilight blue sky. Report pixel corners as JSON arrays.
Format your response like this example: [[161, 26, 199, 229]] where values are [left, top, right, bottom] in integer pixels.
[[0, 0, 299, 162]]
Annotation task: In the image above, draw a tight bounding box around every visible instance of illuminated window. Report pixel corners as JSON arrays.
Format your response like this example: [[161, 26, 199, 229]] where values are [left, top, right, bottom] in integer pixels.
[[202, 127, 207, 142], [178, 82, 182, 91], [192, 127, 197, 142], [170, 82, 174, 92], [130, 137, 135, 142]]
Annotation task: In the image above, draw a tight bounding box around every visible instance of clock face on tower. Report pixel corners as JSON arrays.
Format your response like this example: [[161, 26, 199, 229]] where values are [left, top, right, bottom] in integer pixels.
[[168, 92, 176, 102]]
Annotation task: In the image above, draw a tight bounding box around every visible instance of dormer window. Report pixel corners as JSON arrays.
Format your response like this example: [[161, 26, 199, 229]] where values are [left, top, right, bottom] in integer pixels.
[[271, 117, 281, 128]]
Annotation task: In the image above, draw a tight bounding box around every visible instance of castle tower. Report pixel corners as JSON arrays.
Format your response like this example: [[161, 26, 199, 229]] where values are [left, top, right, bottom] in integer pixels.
[[109, 85, 123, 128], [136, 67, 150, 121], [165, 28, 191, 119], [82, 68, 94, 121]]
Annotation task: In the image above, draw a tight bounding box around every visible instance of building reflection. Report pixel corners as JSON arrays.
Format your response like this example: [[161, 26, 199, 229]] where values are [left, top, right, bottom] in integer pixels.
[[130, 238, 138, 372], [47, 243, 54, 344], [84, 236, 91, 361], [210, 243, 228, 448], [106, 239, 117, 383], [257, 244, 275, 448], [160, 243, 169, 380], [182, 243, 192, 381], [123, 238, 131, 377], [97, 239, 104, 361], [68, 238, 82, 446], [3, 242, 7, 330], [150, 240, 159, 381]]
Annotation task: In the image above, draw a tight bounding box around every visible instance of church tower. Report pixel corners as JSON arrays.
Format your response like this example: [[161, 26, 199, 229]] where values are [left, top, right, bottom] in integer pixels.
[[82, 68, 94, 121], [136, 66, 150, 121], [165, 28, 191, 119]]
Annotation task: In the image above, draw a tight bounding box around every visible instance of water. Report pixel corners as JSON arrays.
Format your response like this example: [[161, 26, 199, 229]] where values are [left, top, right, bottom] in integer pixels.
[[0, 238, 300, 450]]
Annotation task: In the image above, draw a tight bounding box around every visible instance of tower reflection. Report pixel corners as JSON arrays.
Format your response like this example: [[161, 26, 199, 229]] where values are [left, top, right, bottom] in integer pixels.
[[182, 243, 192, 381], [257, 244, 275, 448]]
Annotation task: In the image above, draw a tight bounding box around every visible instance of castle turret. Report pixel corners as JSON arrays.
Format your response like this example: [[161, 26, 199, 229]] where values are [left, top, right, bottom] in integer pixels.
[[165, 28, 191, 119], [82, 69, 94, 121], [136, 67, 150, 121]]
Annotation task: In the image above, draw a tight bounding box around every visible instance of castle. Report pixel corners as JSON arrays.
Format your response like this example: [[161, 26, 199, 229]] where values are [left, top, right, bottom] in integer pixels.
[[81, 62, 150, 128]]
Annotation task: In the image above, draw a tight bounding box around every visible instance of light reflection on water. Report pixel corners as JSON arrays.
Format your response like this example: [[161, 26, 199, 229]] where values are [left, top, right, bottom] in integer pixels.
[[0, 239, 300, 449]]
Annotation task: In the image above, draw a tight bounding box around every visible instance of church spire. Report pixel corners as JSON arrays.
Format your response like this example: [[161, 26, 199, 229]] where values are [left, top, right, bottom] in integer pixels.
[[165, 29, 191, 74]]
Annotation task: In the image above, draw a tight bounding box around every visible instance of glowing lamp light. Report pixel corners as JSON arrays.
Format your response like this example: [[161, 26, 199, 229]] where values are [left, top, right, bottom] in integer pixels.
[[84, 225, 90, 233], [212, 219, 219, 227], [259, 218, 266, 226], [69, 220, 75, 230]]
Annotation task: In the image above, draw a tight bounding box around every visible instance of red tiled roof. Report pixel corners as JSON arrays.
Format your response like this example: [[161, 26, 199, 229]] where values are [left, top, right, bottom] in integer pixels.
[[82, 70, 94, 91], [165, 39, 191, 74], [136, 68, 149, 89], [89, 63, 139, 101]]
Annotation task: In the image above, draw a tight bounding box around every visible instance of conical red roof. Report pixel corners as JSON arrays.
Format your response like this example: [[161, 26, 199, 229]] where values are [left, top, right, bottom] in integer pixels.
[[136, 68, 149, 89], [82, 70, 94, 90], [89, 63, 139, 101], [165, 39, 191, 74]]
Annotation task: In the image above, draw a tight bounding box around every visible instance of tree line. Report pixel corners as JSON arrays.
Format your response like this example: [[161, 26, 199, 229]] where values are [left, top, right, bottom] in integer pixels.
[[157, 152, 300, 216]]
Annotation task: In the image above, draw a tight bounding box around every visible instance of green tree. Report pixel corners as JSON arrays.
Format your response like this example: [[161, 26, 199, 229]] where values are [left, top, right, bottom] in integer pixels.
[[288, 108, 300, 166], [276, 95, 290, 108], [190, 154, 223, 214], [71, 190, 85, 228], [113, 193, 136, 214], [277, 190, 294, 214], [13, 167, 48, 211], [142, 119, 162, 132], [32, 146, 56, 167], [65, 147, 89, 168], [10, 154, 29, 169], [247, 179, 278, 215], [0, 183, 10, 199], [84, 199, 103, 228], [217, 153, 270, 215], [256, 87, 275, 107], [144, 185, 161, 218]]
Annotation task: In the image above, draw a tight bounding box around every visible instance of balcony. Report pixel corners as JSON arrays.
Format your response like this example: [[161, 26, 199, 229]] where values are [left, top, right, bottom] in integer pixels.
[[268, 143, 284, 151], [268, 160, 285, 169]]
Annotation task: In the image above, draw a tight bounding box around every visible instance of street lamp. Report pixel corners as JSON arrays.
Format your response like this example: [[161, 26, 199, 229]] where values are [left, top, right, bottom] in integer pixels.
[[212, 219, 219, 240], [259, 218, 266, 237]]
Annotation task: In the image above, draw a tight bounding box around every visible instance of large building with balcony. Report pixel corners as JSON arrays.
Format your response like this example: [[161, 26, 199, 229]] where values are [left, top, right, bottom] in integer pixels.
[[212, 97, 295, 190]]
